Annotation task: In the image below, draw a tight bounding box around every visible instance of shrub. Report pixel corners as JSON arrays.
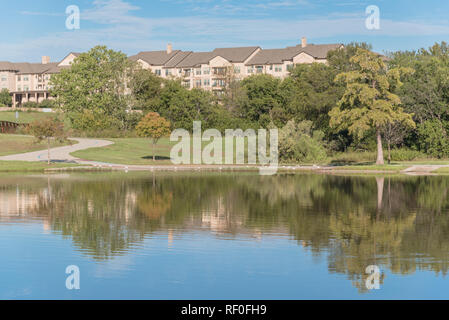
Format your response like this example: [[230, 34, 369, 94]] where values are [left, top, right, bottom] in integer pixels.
[[38, 99, 57, 109], [390, 148, 428, 161], [417, 120, 449, 158], [22, 101, 39, 109], [278, 120, 328, 163]]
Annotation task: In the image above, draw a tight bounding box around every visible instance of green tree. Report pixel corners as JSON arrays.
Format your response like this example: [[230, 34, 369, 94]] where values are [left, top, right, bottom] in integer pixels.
[[136, 112, 171, 161], [28, 117, 66, 164], [284, 63, 344, 146], [129, 68, 163, 111], [0, 89, 12, 107], [235, 74, 283, 127], [329, 49, 415, 165], [50, 46, 137, 131]]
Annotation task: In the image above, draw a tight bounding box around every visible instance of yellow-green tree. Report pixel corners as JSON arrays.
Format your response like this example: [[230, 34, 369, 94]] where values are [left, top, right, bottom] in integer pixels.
[[329, 49, 415, 164], [136, 112, 171, 161]]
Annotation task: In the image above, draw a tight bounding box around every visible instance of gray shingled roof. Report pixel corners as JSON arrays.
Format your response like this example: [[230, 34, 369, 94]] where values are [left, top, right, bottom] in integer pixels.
[[129, 50, 181, 66], [246, 44, 343, 65], [0, 62, 61, 74], [212, 46, 260, 62], [0, 62, 18, 71], [175, 52, 216, 68], [164, 51, 192, 68]]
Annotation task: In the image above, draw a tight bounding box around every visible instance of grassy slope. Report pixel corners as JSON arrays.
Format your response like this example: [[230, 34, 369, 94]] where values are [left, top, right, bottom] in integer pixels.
[[0, 111, 55, 124], [71, 137, 436, 173], [73, 137, 181, 165], [0, 134, 69, 156]]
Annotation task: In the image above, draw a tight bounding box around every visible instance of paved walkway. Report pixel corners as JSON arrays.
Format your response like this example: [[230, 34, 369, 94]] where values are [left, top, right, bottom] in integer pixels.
[[0, 138, 114, 162], [401, 165, 449, 174]]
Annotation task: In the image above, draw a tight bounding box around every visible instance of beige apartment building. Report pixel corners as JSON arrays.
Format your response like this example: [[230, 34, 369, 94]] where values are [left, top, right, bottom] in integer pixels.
[[0, 38, 343, 106], [0, 53, 79, 107], [130, 37, 344, 91]]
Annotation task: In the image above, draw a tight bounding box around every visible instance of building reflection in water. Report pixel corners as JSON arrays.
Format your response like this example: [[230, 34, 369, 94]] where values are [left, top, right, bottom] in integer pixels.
[[1, 173, 449, 292]]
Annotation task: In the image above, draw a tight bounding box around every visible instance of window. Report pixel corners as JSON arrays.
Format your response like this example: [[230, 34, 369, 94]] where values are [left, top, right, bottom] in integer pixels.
[[287, 64, 294, 72], [155, 69, 161, 76], [275, 65, 282, 72], [17, 86, 21, 91], [234, 67, 241, 74], [203, 79, 210, 86], [269, 65, 273, 71], [256, 66, 263, 74], [195, 80, 202, 87], [1, 77, 6, 82], [17, 76, 21, 81], [165, 69, 172, 76], [247, 67, 254, 74], [195, 69, 201, 76], [203, 68, 210, 75], [23, 76, 29, 81], [24, 85, 29, 91]]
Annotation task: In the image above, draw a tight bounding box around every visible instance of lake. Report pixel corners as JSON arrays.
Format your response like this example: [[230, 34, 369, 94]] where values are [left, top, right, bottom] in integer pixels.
[[1, 172, 449, 299]]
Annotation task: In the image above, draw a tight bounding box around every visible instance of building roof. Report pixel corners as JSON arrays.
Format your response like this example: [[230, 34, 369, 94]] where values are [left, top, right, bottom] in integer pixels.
[[246, 43, 343, 65], [164, 51, 192, 68], [0, 61, 60, 74], [129, 50, 182, 66], [212, 46, 260, 63], [175, 52, 216, 68], [0, 62, 18, 72]]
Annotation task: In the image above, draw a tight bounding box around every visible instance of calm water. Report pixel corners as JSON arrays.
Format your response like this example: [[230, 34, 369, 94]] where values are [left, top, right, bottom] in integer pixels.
[[1, 172, 449, 299]]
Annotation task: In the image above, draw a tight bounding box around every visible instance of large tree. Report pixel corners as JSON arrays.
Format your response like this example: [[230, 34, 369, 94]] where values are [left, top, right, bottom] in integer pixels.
[[329, 48, 415, 165], [50, 46, 137, 131]]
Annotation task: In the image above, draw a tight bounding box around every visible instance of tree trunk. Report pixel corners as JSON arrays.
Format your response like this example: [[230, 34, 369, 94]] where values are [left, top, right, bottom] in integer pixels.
[[388, 141, 391, 164], [376, 177, 384, 214], [47, 137, 50, 165], [153, 142, 156, 162], [376, 129, 384, 165]]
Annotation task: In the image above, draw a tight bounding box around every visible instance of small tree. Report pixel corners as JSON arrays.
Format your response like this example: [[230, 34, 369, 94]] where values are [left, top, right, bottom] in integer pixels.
[[0, 89, 12, 107], [136, 112, 171, 161], [28, 118, 66, 164]]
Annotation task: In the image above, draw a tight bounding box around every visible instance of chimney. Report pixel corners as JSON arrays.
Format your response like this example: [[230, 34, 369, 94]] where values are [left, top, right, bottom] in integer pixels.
[[167, 43, 173, 54], [41, 56, 50, 64], [301, 37, 307, 48]]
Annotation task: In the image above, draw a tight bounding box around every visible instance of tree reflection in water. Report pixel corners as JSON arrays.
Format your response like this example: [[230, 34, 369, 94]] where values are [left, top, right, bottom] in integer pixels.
[[1, 172, 449, 291]]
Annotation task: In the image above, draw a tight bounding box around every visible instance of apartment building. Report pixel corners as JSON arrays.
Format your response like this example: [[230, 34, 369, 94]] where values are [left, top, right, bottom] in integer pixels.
[[130, 37, 344, 91], [0, 38, 344, 106], [0, 52, 79, 107]]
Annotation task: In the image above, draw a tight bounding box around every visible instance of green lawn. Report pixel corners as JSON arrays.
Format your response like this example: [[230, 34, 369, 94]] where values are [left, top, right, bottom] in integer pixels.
[[0, 134, 70, 156], [0, 161, 82, 172], [72, 137, 259, 165], [0, 111, 56, 124], [72, 137, 177, 165]]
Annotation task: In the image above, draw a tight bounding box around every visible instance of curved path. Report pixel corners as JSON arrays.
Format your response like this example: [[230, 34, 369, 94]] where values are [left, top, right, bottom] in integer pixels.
[[0, 138, 114, 163]]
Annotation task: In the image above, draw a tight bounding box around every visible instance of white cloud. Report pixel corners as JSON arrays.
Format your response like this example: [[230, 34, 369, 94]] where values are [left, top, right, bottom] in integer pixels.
[[5, 0, 449, 62]]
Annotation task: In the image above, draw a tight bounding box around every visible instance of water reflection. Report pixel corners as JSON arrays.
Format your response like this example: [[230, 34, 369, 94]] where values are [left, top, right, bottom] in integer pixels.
[[1, 172, 449, 292]]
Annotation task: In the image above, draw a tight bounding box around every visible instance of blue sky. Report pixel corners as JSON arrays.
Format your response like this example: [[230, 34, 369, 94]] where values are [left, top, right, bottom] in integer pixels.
[[1, 0, 449, 62]]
